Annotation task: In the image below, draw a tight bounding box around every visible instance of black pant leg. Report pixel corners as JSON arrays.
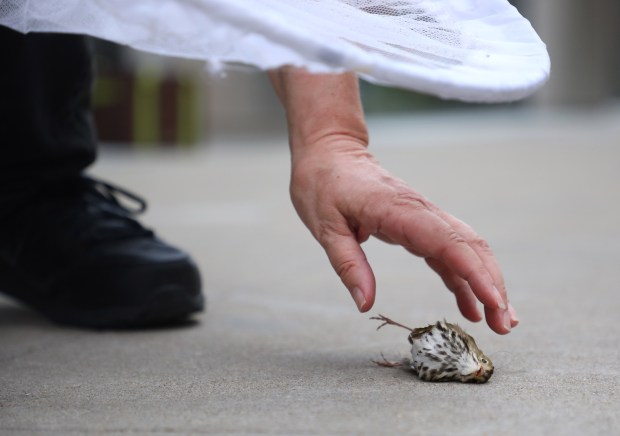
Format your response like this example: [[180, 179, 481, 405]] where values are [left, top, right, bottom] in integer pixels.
[[0, 26, 97, 196]]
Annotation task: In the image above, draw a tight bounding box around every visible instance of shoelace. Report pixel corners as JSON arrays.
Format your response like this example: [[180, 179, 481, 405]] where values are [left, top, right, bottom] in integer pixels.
[[55, 176, 155, 244], [89, 178, 148, 215]]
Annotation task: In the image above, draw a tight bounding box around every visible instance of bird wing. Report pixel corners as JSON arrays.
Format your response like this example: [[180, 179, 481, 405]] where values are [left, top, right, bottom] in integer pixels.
[[445, 322, 480, 353], [409, 325, 435, 341]]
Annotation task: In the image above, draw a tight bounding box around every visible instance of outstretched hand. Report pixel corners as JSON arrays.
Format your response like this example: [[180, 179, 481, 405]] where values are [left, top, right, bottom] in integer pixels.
[[289, 135, 518, 334], [269, 67, 518, 334]]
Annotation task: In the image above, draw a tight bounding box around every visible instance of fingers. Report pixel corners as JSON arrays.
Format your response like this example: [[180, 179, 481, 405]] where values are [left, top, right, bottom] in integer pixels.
[[432, 211, 520, 331], [425, 258, 482, 322], [508, 303, 519, 327], [386, 204, 514, 334], [434, 238, 505, 312], [321, 230, 376, 312], [427, 256, 515, 334], [394, 207, 506, 310], [432, 240, 512, 334], [485, 306, 514, 335], [435, 212, 508, 304]]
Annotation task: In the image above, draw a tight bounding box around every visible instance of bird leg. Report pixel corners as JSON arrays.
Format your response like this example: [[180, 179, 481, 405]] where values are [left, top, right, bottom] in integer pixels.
[[372, 353, 404, 368], [370, 314, 414, 332]]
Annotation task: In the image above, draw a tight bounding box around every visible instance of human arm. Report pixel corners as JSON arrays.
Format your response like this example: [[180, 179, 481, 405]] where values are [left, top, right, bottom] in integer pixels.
[[268, 67, 518, 334]]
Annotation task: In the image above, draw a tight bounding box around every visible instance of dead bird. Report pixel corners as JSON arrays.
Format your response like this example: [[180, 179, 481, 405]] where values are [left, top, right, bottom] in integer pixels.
[[371, 314, 494, 383]]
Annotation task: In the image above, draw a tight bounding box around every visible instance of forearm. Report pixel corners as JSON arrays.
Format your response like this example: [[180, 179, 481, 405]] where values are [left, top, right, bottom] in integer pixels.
[[268, 67, 369, 157]]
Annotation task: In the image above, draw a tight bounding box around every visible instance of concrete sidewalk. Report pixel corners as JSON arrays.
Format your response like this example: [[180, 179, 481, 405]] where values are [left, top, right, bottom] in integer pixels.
[[1, 106, 619, 434]]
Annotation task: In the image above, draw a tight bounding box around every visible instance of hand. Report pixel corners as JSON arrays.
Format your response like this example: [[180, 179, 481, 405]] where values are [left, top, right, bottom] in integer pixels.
[[289, 135, 518, 334], [268, 67, 518, 334]]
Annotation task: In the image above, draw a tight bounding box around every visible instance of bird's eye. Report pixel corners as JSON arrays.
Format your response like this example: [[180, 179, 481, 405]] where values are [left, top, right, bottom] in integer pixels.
[[481, 359, 488, 364]]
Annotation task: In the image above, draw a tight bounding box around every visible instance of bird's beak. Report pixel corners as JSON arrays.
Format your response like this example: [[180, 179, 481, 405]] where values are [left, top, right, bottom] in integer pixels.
[[475, 366, 484, 378]]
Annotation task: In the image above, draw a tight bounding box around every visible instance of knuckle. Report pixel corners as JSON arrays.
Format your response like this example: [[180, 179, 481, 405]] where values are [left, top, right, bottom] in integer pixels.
[[447, 230, 467, 245], [315, 222, 362, 281], [315, 221, 349, 246], [392, 191, 430, 210], [334, 258, 358, 279], [471, 236, 493, 253], [315, 223, 332, 245], [437, 230, 468, 258]]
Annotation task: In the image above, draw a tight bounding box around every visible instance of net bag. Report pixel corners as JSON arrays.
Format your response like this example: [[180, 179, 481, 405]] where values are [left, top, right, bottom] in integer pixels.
[[0, 0, 550, 102]]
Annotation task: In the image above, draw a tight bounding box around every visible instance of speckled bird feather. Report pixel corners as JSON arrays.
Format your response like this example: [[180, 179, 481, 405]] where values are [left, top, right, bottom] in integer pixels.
[[371, 315, 494, 383]]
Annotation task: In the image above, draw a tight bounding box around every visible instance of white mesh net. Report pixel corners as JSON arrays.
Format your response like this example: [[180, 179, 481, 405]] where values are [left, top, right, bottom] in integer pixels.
[[0, 0, 550, 102]]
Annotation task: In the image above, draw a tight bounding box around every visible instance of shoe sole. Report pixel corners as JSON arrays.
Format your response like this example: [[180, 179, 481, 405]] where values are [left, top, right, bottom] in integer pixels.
[[0, 259, 205, 329]]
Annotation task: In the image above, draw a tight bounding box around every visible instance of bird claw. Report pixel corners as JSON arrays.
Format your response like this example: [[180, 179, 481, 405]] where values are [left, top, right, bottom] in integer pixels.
[[370, 314, 414, 332], [372, 353, 404, 368], [369, 315, 390, 331]]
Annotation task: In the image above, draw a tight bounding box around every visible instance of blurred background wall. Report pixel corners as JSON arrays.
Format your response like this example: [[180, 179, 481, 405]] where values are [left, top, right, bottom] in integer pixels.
[[91, 0, 620, 147], [515, 0, 620, 105]]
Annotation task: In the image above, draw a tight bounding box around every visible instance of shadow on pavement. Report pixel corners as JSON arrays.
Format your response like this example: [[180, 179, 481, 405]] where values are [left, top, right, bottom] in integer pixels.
[[0, 303, 49, 328]]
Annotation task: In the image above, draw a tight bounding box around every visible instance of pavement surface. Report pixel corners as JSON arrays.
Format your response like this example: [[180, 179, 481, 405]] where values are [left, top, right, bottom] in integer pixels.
[[1, 106, 619, 435]]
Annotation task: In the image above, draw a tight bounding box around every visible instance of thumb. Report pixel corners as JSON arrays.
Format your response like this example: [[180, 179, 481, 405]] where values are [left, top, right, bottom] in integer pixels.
[[321, 232, 376, 312]]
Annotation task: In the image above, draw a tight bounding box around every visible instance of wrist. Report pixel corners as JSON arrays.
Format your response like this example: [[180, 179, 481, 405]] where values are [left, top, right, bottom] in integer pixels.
[[269, 67, 369, 152]]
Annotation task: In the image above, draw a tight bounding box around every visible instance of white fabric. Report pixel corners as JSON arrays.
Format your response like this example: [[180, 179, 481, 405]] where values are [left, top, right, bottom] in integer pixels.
[[0, 0, 550, 102]]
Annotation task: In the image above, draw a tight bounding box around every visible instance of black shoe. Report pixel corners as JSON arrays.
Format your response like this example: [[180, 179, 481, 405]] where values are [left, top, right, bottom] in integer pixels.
[[0, 175, 204, 328]]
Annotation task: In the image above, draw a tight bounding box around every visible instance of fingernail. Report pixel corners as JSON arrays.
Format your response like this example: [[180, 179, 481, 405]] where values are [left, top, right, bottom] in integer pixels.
[[508, 304, 520, 326], [351, 286, 366, 311], [503, 310, 512, 332], [493, 286, 507, 310]]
